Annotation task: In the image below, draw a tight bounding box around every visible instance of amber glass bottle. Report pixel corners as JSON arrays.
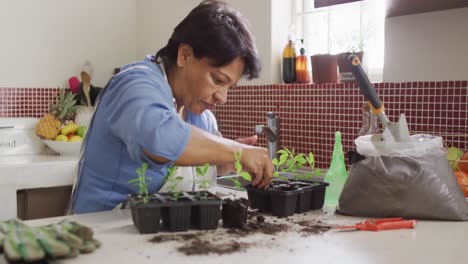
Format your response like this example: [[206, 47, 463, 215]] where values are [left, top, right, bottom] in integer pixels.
[[295, 39, 311, 83], [282, 38, 296, 84]]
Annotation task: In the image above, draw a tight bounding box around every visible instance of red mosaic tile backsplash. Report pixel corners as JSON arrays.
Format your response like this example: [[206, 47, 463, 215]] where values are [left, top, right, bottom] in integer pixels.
[[1, 81, 467, 168], [0, 88, 61, 118], [213, 81, 468, 168]]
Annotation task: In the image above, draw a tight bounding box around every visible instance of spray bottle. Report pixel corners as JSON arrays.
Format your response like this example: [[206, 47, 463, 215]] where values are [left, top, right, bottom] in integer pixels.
[[324, 131, 348, 207]]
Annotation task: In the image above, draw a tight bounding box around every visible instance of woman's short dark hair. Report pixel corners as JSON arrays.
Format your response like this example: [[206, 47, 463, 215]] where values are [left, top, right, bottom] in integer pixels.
[[156, 0, 261, 80]]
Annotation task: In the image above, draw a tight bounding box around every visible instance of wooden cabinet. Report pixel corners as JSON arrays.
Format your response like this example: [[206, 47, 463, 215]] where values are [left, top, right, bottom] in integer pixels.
[[314, 0, 361, 8], [386, 0, 468, 17], [17, 185, 72, 220]]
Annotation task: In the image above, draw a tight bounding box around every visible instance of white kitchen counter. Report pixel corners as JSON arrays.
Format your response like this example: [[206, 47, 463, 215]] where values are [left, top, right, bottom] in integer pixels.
[[0, 153, 78, 220], [3, 188, 466, 264]]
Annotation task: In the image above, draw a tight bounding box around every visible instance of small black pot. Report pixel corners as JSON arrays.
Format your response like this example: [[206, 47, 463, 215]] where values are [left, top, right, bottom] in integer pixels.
[[188, 191, 223, 230], [245, 180, 329, 217], [129, 195, 162, 234], [222, 198, 249, 228], [289, 181, 322, 213], [269, 186, 301, 217], [309, 182, 329, 209], [245, 185, 270, 212], [159, 194, 193, 232], [245, 180, 288, 212]]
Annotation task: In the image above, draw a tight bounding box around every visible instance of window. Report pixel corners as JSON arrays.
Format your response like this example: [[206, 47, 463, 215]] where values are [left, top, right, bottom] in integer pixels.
[[294, 0, 385, 82]]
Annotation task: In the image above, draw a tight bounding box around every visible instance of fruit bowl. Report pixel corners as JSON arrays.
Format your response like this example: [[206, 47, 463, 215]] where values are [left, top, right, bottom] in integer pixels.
[[43, 140, 82, 156]]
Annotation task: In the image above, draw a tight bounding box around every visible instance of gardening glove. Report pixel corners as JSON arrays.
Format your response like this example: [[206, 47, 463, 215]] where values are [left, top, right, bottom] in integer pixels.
[[3, 225, 46, 262], [0, 219, 27, 253], [1, 219, 101, 262], [62, 220, 101, 253]]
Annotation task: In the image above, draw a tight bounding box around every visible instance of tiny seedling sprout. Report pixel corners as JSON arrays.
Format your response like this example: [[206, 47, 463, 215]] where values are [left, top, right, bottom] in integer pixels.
[[128, 162, 151, 203], [165, 166, 184, 201], [228, 151, 252, 192], [272, 148, 321, 182], [196, 163, 211, 199]]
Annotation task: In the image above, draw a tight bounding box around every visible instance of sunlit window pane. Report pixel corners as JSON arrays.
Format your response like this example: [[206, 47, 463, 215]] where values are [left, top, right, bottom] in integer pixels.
[[329, 2, 361, 54], [302, 11, 329, 55], [295, 0, 384, 82]]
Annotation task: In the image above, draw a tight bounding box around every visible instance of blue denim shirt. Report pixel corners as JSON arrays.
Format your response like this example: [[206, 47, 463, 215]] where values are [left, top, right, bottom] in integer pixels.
[[71, 56, 217, 213]]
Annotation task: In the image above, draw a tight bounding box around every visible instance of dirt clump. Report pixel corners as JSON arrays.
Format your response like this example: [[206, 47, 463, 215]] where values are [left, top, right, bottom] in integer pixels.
[[178, 239, 251, 255], [226, 220, 289, 236], [149, 233, 199, 243], [294, 220, 333, 236], [256, 215, 265, 223]]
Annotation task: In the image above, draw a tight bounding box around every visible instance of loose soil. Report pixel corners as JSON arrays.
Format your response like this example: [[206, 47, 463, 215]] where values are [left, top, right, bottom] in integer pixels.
[[149, 213, 290, 255], [178, 239, 251, 255], [294, 220, 333, 236], [149, 208, 333, 255]]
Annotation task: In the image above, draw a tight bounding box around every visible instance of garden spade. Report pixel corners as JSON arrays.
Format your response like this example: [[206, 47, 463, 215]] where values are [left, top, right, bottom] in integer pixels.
[[348, 55, 410, 142]]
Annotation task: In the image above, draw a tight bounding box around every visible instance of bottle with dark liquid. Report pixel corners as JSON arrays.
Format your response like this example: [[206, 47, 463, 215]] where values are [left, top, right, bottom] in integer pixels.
[[282, 34, 296, 84]]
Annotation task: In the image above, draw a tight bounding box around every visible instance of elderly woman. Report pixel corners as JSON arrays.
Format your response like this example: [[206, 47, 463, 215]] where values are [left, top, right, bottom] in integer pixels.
[[69, 0, 273, 213]]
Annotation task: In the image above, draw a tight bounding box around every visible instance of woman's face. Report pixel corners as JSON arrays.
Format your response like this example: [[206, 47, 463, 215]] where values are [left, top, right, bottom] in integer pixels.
[[171, 45, 245, 115]]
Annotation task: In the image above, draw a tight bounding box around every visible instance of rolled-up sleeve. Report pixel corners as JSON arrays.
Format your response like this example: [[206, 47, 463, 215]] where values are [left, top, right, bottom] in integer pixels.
[[104, 76, 191, 164]]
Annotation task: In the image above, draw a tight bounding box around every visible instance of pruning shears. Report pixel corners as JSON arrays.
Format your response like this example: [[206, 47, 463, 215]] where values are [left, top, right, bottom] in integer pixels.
[[335, 218, 416, 232]]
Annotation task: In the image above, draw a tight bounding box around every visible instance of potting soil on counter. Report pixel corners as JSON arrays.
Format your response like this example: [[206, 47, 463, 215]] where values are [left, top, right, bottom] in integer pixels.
[[337, 134, 468, 221]]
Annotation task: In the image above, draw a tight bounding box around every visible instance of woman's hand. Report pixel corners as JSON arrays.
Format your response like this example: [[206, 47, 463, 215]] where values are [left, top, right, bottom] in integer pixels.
[[165, 126, 273, 189], [240, 146, 273, 189], [216, 135, 258, 175], [235, 135, 258, 145]]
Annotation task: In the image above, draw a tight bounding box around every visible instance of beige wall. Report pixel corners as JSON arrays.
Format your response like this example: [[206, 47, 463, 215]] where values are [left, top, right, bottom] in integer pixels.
[[0, 0, 305, 87], [384, 7, 468, 82], [136, 0, 284, 85], [0, 0, 137, 87]]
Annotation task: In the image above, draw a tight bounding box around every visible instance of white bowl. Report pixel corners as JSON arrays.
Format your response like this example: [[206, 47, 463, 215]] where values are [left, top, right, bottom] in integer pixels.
[[43, 140, 82, 156]]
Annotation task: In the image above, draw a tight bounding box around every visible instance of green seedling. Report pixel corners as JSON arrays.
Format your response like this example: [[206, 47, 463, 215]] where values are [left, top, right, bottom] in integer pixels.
[[165, 166, 184, 201], [128, 162, 151, 204], [305, 152, 322, 178], [228, 152, 252, 192], [196, 163, 211, 200], [272, 149, 289, 181], [272, 148, 321, 183]]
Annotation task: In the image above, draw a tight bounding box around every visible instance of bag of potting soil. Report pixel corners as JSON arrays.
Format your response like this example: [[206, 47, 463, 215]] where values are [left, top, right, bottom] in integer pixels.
[[337, 134, 468, 221]]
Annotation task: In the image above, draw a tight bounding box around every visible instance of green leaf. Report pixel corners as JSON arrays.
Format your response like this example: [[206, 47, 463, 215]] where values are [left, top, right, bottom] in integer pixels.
[[279, 153, 288, 164], [240, 171, 251, 182], [277, 149, 288, 156], [306, 153, 315, 165], [296, 155, 307, 165], [314, 168, 322, 177], [202, 163, 210, 174], [196, 167, 202, 176], [234, 163, 242, 173], [272, 158, 278, 166]]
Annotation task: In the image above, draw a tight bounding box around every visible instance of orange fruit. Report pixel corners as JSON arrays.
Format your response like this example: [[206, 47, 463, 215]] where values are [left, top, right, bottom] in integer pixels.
[[454, 171, 468, 197], [457, 152, 468, 174]]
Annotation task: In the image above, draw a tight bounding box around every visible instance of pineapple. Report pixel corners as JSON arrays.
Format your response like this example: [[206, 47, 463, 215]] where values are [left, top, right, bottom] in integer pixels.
[[36, 91, 78, 140], [36, 114, 61, 140]]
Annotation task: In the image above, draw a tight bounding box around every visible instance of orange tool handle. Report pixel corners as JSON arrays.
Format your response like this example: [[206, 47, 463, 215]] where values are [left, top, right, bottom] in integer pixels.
[[366, 217, 404, 224], [362, 220, 416, 231]]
